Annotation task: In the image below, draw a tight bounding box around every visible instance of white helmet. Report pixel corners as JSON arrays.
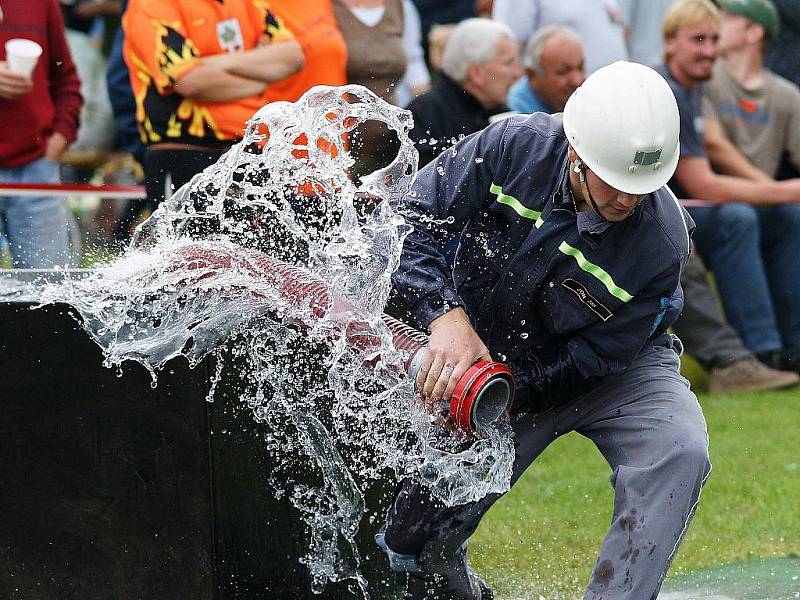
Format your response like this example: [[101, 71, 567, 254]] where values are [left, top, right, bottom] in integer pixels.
[[562, 61, 680, 195]]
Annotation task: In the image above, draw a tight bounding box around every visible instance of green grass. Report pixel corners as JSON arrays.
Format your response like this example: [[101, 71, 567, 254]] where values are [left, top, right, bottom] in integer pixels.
[[469, 385, 800, 599]]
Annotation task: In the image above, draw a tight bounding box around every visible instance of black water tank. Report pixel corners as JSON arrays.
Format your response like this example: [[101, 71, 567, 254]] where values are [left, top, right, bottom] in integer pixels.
[[0, 272, 400, 600]]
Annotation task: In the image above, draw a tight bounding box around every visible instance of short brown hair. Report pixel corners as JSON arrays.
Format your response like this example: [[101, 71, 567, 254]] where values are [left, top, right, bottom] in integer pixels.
[[662, 0, 722, 40]]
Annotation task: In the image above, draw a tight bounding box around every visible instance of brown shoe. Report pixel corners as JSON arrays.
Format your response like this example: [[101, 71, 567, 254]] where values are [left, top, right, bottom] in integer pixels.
[[707, 356, 800, 393]]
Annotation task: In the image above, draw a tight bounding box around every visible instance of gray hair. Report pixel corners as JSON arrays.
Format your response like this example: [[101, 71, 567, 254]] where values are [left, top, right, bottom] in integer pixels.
[[523, 26, 581, 74], [441, 18, 515, 83]]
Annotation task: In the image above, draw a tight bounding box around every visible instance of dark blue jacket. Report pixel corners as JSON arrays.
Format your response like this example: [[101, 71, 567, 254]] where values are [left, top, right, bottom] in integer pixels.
[[394, 113, 694, 409]]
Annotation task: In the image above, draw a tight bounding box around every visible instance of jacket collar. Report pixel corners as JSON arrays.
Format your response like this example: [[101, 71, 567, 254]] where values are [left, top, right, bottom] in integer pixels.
[[553, 157, 614, 238], [436, 74, 509, 120]]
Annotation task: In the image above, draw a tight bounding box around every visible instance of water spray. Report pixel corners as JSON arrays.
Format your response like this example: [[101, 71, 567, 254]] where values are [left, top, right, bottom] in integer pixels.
[[42, 84, 518, 594], [172, 242, 514, 436]]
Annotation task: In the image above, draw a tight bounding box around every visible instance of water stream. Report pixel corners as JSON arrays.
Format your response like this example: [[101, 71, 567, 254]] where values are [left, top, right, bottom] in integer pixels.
[[40, 85, 514, 597]]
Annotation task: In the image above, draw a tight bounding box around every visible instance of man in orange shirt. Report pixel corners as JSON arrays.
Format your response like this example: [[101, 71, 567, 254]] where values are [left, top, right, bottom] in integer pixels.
[[123, 0, 304, 214]]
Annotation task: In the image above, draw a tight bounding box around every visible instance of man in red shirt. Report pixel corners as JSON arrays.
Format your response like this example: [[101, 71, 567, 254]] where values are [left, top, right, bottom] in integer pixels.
[[0, 0, 82, 268]]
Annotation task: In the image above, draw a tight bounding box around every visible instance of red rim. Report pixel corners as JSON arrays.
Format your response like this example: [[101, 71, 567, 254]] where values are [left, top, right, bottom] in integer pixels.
[[450, 361, 515, 433]]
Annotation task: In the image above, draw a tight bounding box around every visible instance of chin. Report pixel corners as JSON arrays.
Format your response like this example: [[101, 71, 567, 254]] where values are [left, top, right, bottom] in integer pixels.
[[694, 64, 715, 81], [604, 210, 632, 222]]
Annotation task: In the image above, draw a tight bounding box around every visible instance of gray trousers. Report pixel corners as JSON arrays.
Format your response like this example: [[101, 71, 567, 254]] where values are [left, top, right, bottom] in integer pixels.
[[672, 251, 750, 369], [382, 335, 712, 600]]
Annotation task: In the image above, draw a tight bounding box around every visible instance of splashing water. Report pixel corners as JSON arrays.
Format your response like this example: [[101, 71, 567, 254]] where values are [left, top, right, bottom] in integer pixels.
[[40, 85, 514, 597]]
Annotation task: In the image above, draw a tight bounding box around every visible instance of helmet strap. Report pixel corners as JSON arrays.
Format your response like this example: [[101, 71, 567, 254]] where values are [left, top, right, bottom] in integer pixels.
[[573, 159, 605, 219]]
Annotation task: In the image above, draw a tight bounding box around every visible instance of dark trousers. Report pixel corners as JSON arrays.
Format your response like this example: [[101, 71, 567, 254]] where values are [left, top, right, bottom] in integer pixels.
[[382, 337, 711, 600], [114, 147, 228, 239]]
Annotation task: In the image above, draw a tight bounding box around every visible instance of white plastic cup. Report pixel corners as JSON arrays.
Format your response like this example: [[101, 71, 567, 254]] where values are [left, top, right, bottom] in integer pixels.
[[5, 39, 43, 78]]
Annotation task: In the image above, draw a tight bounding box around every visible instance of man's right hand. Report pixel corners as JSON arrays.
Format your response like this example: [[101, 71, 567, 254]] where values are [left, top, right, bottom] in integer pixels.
[[417, 307, 491, 411], [0, 62, 33, 100]]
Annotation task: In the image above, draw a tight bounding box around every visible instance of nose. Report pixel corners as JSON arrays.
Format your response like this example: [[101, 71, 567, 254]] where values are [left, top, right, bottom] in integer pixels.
[[701, 38, 718, 57], [616, 192, 642, 208]]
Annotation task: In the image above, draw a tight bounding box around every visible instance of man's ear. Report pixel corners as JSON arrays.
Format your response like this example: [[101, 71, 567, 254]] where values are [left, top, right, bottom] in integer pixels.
[[567, 145, 578, 162], [663, 34, 676, 59], [745, 22, 765, 46], [466, 62, 483, 88]]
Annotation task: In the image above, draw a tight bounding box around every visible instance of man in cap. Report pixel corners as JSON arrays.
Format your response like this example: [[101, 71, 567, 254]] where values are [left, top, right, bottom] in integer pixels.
[[378, 61, 711, 599], [703, 0, 800, 372], [657, 0, 800, 373]]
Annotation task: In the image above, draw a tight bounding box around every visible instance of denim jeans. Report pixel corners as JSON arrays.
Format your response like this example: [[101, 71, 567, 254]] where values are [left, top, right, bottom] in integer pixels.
[[0, 157, 69, 269], [688, 202, 800, 359]]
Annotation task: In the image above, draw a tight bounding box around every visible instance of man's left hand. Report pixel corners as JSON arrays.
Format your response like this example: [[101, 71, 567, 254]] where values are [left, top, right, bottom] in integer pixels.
[[44, 132, 69, 160]]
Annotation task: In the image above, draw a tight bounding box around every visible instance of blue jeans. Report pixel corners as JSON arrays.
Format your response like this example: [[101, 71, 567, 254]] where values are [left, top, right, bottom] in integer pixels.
[[688, 203, 800, 358], [0, 158, 69, 268]]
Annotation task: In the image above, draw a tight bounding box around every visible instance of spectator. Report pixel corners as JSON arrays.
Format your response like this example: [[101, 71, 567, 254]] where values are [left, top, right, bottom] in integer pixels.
[[106, 0, 147, 241], [61, 0, 119, 176], [703, 0, 796, 181], [492, 0, 627, 74], [60, 0, 117, 161], [122, 0, 304, 217], [407, 18, 521, 167], [426, 23, 455, 75], [507, 26, 584, 114], [0, 0, 82, 268], [106, 0, 141, 164], [673, 251, 799, 391], [763, 0, 800, 180], [334, 0, 407, 103], [395, 0, 431, 108], [333, 0, 408, 178], [701, 0, 800, 371], [656, 0, 800, 372], [617, 0, 678, 66]]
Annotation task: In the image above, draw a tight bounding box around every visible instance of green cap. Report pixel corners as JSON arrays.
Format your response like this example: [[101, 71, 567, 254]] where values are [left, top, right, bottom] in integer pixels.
[[718, 0, 781, 41]]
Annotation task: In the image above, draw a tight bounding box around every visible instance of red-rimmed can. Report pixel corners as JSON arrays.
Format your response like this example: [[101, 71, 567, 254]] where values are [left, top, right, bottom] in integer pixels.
[[407, 348, 515, 436]]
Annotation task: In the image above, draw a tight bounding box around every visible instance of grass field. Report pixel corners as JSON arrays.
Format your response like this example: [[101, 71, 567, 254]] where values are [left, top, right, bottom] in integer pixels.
[[469, 374, 800, 599]]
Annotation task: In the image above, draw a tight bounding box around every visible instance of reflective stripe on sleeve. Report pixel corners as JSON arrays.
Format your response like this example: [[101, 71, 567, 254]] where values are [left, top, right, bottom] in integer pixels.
[[490, 183, 542, 221], [558, 241, 634, 302]]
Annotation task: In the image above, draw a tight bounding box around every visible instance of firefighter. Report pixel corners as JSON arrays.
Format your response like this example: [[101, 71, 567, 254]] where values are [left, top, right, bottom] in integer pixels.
[[378, 61, 712, 600]]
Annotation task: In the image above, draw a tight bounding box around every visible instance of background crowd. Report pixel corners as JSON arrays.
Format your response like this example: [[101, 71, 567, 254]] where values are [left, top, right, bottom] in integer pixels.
[[1, 0, 799, 393]]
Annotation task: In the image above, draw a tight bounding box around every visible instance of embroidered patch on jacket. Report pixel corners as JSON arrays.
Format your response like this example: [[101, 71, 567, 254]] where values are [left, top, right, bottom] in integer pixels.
[[562, 278, 613, 321]]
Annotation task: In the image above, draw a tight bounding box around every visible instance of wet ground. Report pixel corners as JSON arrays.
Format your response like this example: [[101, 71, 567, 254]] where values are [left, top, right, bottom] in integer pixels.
[[659, 557, 800, 600]]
